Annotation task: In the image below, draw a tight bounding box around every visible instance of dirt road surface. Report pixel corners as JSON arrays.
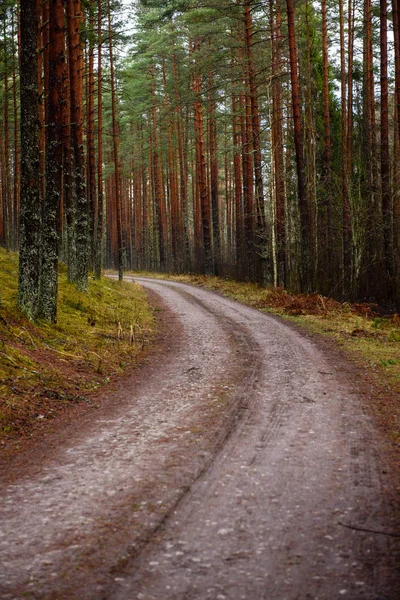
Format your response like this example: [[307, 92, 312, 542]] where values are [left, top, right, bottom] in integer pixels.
[[0, 278, 399, 600]]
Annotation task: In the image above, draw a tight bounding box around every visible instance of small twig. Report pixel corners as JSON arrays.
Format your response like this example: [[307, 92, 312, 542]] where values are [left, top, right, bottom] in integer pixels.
[[15, 327, 37, 348], [338, 521, 400, 538]]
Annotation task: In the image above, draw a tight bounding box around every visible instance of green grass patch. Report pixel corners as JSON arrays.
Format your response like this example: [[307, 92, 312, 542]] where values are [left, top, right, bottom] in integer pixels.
[[0, 249, 155, 442]]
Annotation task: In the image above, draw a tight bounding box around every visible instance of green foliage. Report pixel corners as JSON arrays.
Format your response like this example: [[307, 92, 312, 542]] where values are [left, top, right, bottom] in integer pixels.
[[372, 317, 391, 329], [0, 248, 155, 441]]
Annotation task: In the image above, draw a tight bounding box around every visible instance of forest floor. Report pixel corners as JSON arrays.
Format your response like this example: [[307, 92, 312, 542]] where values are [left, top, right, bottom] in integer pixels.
[[0, 249, 155, 461], [0, 273, 399, 599]]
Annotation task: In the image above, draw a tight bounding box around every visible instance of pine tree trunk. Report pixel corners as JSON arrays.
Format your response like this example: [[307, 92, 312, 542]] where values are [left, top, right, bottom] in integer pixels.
[[380, 0, 394, 298], [173, 51, 189, 271], [12, 8, 20, 250], [393, 0, 400, 291], [286, 0, 311, 291], [3, 17, 11, 250], [304, 0, 317, 284], [232, 60, 245, 279], [18, 0, 41, 319], [340, 0, 352, 297], [107, 0, 123, 280], [94, 0, 103, 279], [66, 0, 88, 291], [87, 0, 97, 273], [244, 0, 268, 284], [38, 0, 65, 322], [321, 0, 333, 291], [269, 0, 286, 288], [150, 64, 165, 271], [162, 59, 178, 270], [208, 69, 221, 275], [362, 0, 380, 298], [192, 40, 213, 274], [238, 42, 254, 280]]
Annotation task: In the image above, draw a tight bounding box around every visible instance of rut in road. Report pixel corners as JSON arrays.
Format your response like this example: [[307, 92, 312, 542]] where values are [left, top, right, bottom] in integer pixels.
[[0, 278, 399, 600]]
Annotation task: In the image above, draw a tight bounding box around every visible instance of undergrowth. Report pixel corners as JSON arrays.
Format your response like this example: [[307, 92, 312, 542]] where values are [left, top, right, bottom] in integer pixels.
[[0, 249, 154, 444]]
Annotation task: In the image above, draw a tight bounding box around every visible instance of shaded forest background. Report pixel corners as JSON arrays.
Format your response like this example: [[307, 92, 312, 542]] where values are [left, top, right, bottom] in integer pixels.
[[2, 0, 400, 322]]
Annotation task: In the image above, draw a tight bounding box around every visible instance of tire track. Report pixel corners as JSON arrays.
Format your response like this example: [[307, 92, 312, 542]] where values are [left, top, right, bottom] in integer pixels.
[[108, 279, 400, 600], [0, 278, 398, 600], [0, 278, 262, 600]]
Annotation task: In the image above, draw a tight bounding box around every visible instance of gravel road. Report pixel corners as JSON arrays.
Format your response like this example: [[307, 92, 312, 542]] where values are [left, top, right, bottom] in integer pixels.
[[0, 278, 399, 600]]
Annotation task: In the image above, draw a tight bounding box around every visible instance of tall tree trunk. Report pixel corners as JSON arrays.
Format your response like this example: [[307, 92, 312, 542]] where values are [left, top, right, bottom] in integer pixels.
[[286, 0, 311, 291], [321, 0, 333, 291], [362, 0, 380, 297], [94, 0, 103, 279], [238, 42, 254, 280], [150, 64, 165, 271], [62, 22, 75, 282], [192, 40, 213, 274], [244, 0, 268, 284], [18, 0, 41, 319], [208, 68, 220, 275], [87, 0, 97, 272], [269, 0, 286, 287], [162, 58, 178, 270], [339, 0, 352, 297], [232, 53, 244, 280], [38, 0, 65, 322], [393, 0, 400, 291], [380, 0, 394, 298], [347, 0, 354, 181], [107, 0, 123, 280], [66, 0, 88, 291], [173, 51, 189, 271], [304, 0, 317, 283], [12, 8, 20, 250], [3, 17, 11, 249]]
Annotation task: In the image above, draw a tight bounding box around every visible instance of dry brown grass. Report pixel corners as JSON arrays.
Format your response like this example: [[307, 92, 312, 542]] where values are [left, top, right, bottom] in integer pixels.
[[0, 250, 155, 445]]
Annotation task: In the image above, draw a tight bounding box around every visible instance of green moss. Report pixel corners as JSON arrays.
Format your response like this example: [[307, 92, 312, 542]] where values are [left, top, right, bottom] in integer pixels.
[[0, 248, 155, 441]]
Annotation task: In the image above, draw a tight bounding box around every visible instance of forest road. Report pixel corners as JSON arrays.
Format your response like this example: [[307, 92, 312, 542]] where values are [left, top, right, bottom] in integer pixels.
[[0, 278, 399, 600]]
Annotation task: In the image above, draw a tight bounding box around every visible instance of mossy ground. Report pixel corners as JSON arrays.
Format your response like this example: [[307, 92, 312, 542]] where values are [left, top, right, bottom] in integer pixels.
[[132, 271, 400, 447], [0, 249, 155, 445]]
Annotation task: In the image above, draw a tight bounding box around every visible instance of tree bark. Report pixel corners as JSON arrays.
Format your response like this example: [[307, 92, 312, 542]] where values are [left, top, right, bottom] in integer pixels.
[[269, 0, 286, 287], [66, 0, 88, 291], [244, 0, 268, 284], [38, 0, 65, 322], [94, 0, 103, 279], [192, 39, 213, 274], [339, 0, 352, 297], [12, 8, 20, 250], [380, 0, 394, 298], [87, 0, 97, 273], [18, 0, 41, 319], [286, 0, 311, 291], [107, 0, 124, 280], [394, 0, 400, 291], [208, 68, 221, 275], [321, 0, 333, 291]]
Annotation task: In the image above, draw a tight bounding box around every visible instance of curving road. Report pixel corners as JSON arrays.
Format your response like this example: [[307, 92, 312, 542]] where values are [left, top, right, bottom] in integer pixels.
[[0, 278, 399, 600]]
